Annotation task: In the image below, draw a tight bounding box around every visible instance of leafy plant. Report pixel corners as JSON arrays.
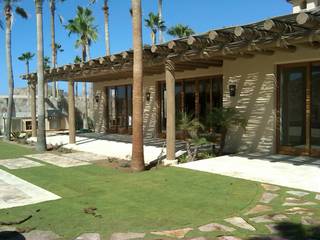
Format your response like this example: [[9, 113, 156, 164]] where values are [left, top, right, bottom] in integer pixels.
[[208, 107, 247, 155], [178, 113, 208, 162]]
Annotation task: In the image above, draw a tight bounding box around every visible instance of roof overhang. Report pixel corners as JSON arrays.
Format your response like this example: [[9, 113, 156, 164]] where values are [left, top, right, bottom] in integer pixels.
[[22, 8, 320, 83]]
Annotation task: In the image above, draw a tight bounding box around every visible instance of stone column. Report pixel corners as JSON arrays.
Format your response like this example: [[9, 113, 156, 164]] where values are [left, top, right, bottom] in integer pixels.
[[30, 81, 37, 138], [68, 79, 76, 144], [165, 59, 176, 164]]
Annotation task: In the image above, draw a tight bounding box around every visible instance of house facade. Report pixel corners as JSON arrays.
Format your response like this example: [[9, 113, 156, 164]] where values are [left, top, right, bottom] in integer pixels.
[[23, 0, 320, 159]]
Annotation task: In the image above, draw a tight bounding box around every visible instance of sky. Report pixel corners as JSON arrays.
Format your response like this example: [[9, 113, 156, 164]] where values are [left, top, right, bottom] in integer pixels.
[[0, 0, 292, 95]]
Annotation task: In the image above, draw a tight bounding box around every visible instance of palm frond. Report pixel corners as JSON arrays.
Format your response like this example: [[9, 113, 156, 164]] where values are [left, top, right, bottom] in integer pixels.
[[15, 6, 28, 19]]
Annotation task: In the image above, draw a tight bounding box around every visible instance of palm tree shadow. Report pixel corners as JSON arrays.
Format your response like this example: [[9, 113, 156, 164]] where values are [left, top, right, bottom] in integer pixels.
[[249, 222, 320, 240], [0, 231, 25, 240]]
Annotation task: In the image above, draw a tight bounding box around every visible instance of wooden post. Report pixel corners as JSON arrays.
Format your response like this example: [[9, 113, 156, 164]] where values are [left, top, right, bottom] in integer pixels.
[[165, 59, 176, 162], [68, 79, 76, 144], [30, 81, 37, 138]]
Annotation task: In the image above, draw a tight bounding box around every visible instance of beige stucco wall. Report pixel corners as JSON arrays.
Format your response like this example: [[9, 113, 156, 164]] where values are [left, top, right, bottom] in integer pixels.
[[223, 46, 320, 154], [93, 46, 320, 154]]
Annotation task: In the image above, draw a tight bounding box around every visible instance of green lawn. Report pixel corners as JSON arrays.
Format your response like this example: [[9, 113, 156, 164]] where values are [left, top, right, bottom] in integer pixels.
[[0, 141, 319, 240], [0, 141, 35, 159]]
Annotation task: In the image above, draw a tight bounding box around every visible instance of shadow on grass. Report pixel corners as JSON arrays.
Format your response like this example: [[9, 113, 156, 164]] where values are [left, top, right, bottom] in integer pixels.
[[249, 222, 320, 240], [0, 231, 25, 240]]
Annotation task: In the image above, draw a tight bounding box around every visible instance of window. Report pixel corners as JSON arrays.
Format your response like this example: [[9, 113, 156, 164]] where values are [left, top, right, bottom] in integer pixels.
[[26, 121, 32, 130]]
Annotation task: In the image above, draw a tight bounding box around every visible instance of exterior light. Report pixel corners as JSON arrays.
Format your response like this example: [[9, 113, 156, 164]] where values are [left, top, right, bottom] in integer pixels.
[[229, 84, 236, 97], [95, 95, 100, 103], [146, 92, 151, 101]]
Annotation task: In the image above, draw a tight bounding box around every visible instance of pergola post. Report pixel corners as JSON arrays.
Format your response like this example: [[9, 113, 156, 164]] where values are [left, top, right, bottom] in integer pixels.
[[68, 79, 76, 144], [30, 81, 37, 138], [165, 59, 177, 164]]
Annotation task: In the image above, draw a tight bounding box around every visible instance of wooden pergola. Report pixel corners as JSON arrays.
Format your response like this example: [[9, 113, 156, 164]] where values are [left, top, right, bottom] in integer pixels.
[[23, 10, 320, 161]]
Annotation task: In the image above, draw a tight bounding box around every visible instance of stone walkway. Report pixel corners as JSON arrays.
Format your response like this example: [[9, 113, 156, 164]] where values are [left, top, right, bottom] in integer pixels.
[[0, 158, 44, 170], [178, 154, 320, 192], [26, 153, 91, 168], [0, 169, 60, 209]]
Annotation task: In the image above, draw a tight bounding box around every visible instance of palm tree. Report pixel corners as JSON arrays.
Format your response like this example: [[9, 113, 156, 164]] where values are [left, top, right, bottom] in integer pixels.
[[65, 6, 98, 130], [131, 0, 145, 171], [18, 52, 34, 98], [18, 52, 35, 76], [44, 56, 51, 69], [167, 24, 195, 38], [2, 0, 28, 141], [158, 0, 163, 43], [51, 43, 63, 95], [88, 0, 111, 56], [73, 55, 81, 97], [35, 0, 47, 151], [49, 0, 65, 97], [144, 12, 166, 45]]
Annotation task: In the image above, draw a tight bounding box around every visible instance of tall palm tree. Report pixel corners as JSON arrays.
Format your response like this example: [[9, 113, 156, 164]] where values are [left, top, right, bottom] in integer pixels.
[[49, 0, 65, 97], [144, 12, 166, 45], [167, 24, 195, 38], [131, 0, 145, 171], [35, 0, 47, 151], [65, 6, 98, 130], [158, 0, 163, 43], [52, 42, 63, 95], [73, 55, 82, 97], [3, 0, 28, 141], [89, 0, 111, 56]]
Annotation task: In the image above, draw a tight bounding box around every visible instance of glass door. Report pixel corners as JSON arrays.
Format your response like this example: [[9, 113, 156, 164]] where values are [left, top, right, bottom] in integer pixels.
[[278, 63, 320, 157], [311, 63, 320, 156], [107, 85, 132, 134]]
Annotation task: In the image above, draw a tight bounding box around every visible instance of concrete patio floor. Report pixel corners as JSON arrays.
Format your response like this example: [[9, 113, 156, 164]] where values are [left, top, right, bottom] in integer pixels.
[[179, 154, 320, 193], [28, 133, 186, 165]]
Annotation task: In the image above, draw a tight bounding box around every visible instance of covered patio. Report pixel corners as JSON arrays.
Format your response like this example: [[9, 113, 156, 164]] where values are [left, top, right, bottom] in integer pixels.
[[22, 9, 320, 161]]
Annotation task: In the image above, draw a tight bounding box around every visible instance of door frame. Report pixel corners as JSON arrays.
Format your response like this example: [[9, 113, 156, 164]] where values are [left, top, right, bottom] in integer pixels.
[[276, 61, 320, 157]]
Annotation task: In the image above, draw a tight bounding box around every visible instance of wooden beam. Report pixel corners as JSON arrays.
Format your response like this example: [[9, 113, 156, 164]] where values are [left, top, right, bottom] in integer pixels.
[[99, 57, 106, 64], [263, 19, 294, 33], [151, 45, 169, 54], [234, 26, 268, 39], [208, 30, 230, 42], [187, 36, 210, 48], [168, 40, 189, 51], [297, 12, 320, 29]]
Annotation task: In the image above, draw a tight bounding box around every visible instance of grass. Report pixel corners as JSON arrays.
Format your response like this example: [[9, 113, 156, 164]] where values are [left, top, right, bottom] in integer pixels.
[[0, 140, 35, 159], [0, 141, 261, 239]]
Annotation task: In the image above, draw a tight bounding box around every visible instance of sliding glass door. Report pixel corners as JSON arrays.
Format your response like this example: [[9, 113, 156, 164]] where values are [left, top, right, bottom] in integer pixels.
[[159, 76, 223, 134], [278, 62, 320, 156]]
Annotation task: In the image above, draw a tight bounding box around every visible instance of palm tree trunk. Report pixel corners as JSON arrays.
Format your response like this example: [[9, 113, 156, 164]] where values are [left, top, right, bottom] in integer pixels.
[[5, 8, 14, 141], [50, 0, 57, 97], [82, 45, 88, 130], [158, 0, 163, 43], [35, 0, 47, 152], [103, 0, 111, 56], [131, 0, 145, 171]]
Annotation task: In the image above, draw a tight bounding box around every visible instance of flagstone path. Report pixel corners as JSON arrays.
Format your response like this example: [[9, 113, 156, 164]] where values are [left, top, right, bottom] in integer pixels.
[[0, 158, 44, 170], [26, 153, 91, 168]]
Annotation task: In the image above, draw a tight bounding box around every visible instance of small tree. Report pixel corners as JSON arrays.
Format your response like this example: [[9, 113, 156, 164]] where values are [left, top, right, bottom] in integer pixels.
[[208, 107, 247, 156], [178, 113, 207, 162]]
